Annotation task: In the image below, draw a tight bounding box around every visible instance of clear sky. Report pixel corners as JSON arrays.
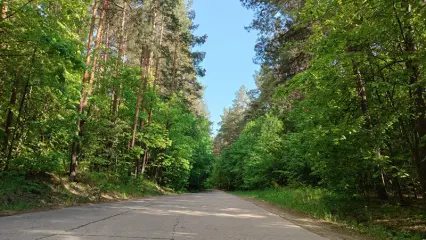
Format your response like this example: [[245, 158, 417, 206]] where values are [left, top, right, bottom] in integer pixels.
[[192, 0, 259, 135]]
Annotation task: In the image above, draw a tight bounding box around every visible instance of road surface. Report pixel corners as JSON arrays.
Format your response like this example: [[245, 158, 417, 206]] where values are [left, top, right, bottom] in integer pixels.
[[0, 191, 327, 240]]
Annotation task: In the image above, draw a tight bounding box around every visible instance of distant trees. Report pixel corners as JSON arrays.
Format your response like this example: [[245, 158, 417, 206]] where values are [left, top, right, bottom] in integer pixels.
[[214, 86, 249, 155], [0, 0, 213, 190], [213, 0, 426, 201]]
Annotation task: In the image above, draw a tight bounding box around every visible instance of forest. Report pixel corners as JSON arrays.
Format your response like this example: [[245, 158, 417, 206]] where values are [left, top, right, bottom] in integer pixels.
[[0, 0, 214, 202], [212, 0, 426, 238], [1, 0, 426, 238]]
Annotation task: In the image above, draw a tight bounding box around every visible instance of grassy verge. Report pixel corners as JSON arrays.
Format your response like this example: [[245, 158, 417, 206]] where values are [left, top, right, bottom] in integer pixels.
[[0, 171, 172, 215], [232, 188, 425, 240]]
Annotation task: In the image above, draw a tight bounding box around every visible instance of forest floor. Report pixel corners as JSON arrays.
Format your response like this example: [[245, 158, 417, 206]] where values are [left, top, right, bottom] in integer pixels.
[[233, 188, 426, 240], [0, 171, 172, 216]]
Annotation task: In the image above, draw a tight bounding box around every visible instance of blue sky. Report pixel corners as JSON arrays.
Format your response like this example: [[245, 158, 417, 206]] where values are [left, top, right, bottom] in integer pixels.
[[192, 0, 259, 135]]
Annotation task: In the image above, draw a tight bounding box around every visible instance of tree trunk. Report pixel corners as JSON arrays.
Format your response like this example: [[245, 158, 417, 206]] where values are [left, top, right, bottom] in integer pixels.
[[81, 0, 99, 96], [70, 0, 103, 181], [133, 4, 159, 176], [407, 57, 426, 196], [103, 22, 110, 64], [112, 1, 127, 120], [353, 60, 388, 200], [130, 52, 146, 150], [107, 1, 127, 173], [154, 166, 161, 182], [86, 0, 107, 106], [354, 65, 368, 114], [2, 68, 19, 169], [5, 48, 36, 170], [0, 1, 9, 97], [394, 176, 405, 204], [400, 0, 426, 195], [141, 150, 149, 175], [132, 49, 152, 177], [140, 52, 151, 123], [154, 148, 166, 183], [141, 3, 161, 174], [171, 41, 178, 93], [148, 18, 164, 126]]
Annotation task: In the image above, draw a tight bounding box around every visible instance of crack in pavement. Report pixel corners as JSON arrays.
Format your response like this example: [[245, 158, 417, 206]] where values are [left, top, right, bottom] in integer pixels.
[[3, 191, 331, 240], [70, 210, 133, 231], [34, 202, 159, 240], [35, 210, 132, 240], [170, 216, 180, 240]]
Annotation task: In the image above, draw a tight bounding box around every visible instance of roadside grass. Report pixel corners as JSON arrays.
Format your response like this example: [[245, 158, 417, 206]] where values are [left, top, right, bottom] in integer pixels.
[[232, 188, 426, 240], [0, 171, 171, 215]]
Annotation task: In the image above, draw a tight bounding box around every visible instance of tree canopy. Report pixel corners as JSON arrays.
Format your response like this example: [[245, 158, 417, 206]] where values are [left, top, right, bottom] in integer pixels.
[[213, 0, 426, 203], [0, 0, 214, 191]]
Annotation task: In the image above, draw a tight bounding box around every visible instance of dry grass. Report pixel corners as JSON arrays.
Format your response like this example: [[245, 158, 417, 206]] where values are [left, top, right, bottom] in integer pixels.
[[0, 171, 170, 216]]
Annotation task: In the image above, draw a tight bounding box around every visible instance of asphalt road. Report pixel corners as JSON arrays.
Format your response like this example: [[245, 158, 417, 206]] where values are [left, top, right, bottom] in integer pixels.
[[0, 191, 327, 240]]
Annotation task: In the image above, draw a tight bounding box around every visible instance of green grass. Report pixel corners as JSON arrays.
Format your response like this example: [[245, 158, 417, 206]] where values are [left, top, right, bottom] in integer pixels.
[[232, 187, 425, 240], [0, 171, 171, 214]]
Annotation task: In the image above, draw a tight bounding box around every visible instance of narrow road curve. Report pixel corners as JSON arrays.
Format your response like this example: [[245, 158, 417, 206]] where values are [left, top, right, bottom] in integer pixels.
[[0, 191, 327, 240]]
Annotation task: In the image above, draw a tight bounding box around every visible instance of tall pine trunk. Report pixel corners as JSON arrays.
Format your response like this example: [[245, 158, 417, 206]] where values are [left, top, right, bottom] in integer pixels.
[[112, 1, 127, 120], [140, 1, 161, 175], [171, 42, 178, 93], [130, 50, 146, 175], [148, 17, 164, 126], [70, 0, 106, 181]]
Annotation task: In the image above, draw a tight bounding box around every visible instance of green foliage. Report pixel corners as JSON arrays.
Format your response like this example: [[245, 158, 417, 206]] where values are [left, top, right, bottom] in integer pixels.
[[213, 114, 286, 190], [212, 0, 426, 237], [234, 188, 425, 240], [214, 0, 426, 196], [0, 0, 213, 197]]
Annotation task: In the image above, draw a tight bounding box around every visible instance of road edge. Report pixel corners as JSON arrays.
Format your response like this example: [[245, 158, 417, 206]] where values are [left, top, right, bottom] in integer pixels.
[[234, 194, 373, 240]]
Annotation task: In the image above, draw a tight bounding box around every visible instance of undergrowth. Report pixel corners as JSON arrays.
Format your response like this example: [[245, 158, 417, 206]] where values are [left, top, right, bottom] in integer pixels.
[[0, 171, 171, 214], [232, 187, 425, 240]]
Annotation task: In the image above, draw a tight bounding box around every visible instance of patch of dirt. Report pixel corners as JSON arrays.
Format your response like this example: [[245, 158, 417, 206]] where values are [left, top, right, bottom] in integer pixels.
[[239, 196, 373, 240]]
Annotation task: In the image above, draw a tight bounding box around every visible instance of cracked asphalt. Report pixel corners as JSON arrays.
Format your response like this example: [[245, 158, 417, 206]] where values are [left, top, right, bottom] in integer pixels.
[[0, 191, 327, 240]]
